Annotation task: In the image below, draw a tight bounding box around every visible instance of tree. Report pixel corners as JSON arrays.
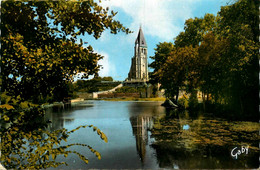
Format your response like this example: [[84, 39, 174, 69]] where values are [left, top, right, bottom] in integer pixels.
[[197, 32, 230, 107], [214, 0, 259, 116], [151, 0, 258, 118], [1, 0, 131, 103], [150, 14, 217, 102], [174, 13, 217, 48], [149, 42, 174, 84], [157, 46, 199, 103], [102, 76, 113, 81], [0, 0, 130, 168]]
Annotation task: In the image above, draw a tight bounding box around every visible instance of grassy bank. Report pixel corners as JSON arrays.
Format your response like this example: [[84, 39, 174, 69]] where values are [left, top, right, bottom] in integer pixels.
[[102, 97, 166, 101]]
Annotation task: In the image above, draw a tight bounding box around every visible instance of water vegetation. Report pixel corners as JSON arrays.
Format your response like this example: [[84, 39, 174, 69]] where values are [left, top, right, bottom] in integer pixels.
[[151, 110, 260, 168], [152, 115, 260, 150]]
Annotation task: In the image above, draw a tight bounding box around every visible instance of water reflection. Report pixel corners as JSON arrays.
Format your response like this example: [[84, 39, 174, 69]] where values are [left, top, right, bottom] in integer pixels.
[[130, 116, 153, 162], [128, 102, 165, 164], [183, 124, 190, 130], [151, 109, 260, 169], [41, 101, 259, 169], [45, 107, 81, 131]]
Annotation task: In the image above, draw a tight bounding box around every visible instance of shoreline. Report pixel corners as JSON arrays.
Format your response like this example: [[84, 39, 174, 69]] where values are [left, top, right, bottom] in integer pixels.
[[40, 97, 166, 109], [101, 97, 166, 102]]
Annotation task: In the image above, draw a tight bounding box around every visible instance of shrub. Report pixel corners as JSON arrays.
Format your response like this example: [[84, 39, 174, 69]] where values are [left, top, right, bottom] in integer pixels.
[[178, 97, 189, 109]]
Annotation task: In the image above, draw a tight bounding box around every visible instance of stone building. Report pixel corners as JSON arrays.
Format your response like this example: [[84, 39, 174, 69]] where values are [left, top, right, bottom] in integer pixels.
[[127, 27, 149, 82]]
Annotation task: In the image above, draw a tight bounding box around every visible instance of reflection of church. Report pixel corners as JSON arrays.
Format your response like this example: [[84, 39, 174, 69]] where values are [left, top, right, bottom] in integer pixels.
[[128, 102, 166, 163], [130, 115, 153, 162]]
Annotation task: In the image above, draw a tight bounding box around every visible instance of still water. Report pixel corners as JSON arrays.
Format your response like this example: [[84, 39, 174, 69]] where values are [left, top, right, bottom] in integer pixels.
[[45, 100, 259, 169]]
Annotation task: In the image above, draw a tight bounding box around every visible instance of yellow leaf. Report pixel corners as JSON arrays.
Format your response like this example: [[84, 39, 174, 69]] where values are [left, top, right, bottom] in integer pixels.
[[52, 154, 56, 160], [0, 104, 14, 110], [84, 159, 89, 164]]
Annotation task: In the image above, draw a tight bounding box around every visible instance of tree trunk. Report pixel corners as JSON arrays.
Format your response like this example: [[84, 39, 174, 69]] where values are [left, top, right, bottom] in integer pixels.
[[239, 96, 244, 115], [202, 92, 206, 111], [175, 87, 179, 103]]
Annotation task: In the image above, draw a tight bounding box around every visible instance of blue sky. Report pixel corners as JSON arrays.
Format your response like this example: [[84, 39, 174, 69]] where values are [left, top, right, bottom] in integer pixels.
[[78, 0, 230, 81]]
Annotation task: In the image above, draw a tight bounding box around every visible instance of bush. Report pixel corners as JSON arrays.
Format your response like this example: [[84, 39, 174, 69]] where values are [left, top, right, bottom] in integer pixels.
[[188, 90, 199, 110], [115, 86, 137, 93], [178, 97, 189, 109], [115, 86, 146, 93]]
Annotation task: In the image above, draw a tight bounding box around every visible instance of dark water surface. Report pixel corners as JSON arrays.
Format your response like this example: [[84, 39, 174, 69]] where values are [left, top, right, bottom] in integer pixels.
[[45, 101, 259, 169]]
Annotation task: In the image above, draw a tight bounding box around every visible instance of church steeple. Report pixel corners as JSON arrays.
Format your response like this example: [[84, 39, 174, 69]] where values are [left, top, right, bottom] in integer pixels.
[[135, 27, 147, 47], [128, 26, 149, 82]]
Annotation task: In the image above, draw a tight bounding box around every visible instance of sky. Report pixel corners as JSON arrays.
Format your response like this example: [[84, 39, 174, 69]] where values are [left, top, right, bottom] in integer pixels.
[[78, 0, 230, 81]]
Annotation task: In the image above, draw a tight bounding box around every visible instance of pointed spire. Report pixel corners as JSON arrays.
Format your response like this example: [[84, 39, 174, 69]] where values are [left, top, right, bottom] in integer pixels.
[[135, 26, 147, 47]]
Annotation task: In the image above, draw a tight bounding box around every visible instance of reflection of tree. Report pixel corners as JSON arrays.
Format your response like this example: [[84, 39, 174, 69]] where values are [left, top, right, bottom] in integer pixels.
[[45, 108, 75, 131], [151, 111, 260, 169]]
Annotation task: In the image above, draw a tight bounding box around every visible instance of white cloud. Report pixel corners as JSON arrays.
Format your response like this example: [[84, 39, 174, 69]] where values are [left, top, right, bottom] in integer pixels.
[[73, 52, 116, 81], [97, 51, 116, 77], [100, 0, 202, 41], [99, 30, 109, 42]]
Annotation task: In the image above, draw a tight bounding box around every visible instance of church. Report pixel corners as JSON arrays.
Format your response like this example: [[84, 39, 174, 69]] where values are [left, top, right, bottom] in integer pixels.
[[127, 27, 149, 82]]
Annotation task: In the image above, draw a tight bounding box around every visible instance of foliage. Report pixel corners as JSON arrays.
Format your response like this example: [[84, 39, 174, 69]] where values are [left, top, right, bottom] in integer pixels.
[[156, 45, 199, 102], [115, 86, 145, 93], [213, 0, 259, 116], [1, 0, 130, 103], [174, 13, 217, 48], [74, 76, 120, 92], [0, 97, 108, 169], [150, 0, 259, 118], [178, 96, 189, 109], [188, 90, 199, 110], [0, 1, 127, 167], [101, 76, 114, 81], [149, 42, 175, 83]]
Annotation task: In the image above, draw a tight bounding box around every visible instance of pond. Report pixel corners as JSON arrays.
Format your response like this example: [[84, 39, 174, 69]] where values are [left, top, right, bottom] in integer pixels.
[[45, 100, 259, 169]]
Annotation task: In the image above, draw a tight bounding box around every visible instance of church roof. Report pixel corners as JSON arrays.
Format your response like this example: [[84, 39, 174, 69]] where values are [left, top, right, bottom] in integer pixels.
[[135, 27, 147, 47]]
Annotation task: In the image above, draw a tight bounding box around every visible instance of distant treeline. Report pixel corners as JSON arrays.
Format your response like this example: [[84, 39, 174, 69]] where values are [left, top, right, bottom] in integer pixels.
[[74, 76, 120, 93]]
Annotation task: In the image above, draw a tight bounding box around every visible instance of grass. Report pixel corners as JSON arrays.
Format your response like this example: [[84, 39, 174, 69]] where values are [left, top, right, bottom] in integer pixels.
[[102, 97, 166, 101]]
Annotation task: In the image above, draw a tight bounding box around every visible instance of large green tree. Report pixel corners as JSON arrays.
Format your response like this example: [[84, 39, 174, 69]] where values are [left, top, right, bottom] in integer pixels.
[[0, 1, 130, 168], [151, 0, 258, 118], [149, 42, 175, 84], [197, 32, 229, 103], [156, 45, 199, 102], [1, 0, 131, 103], [214, 0, 259, 116], [174, 13, 217, 48]]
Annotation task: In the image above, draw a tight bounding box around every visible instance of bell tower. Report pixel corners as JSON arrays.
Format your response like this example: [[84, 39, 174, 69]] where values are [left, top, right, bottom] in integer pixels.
[[128, 27, 149, 81]]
